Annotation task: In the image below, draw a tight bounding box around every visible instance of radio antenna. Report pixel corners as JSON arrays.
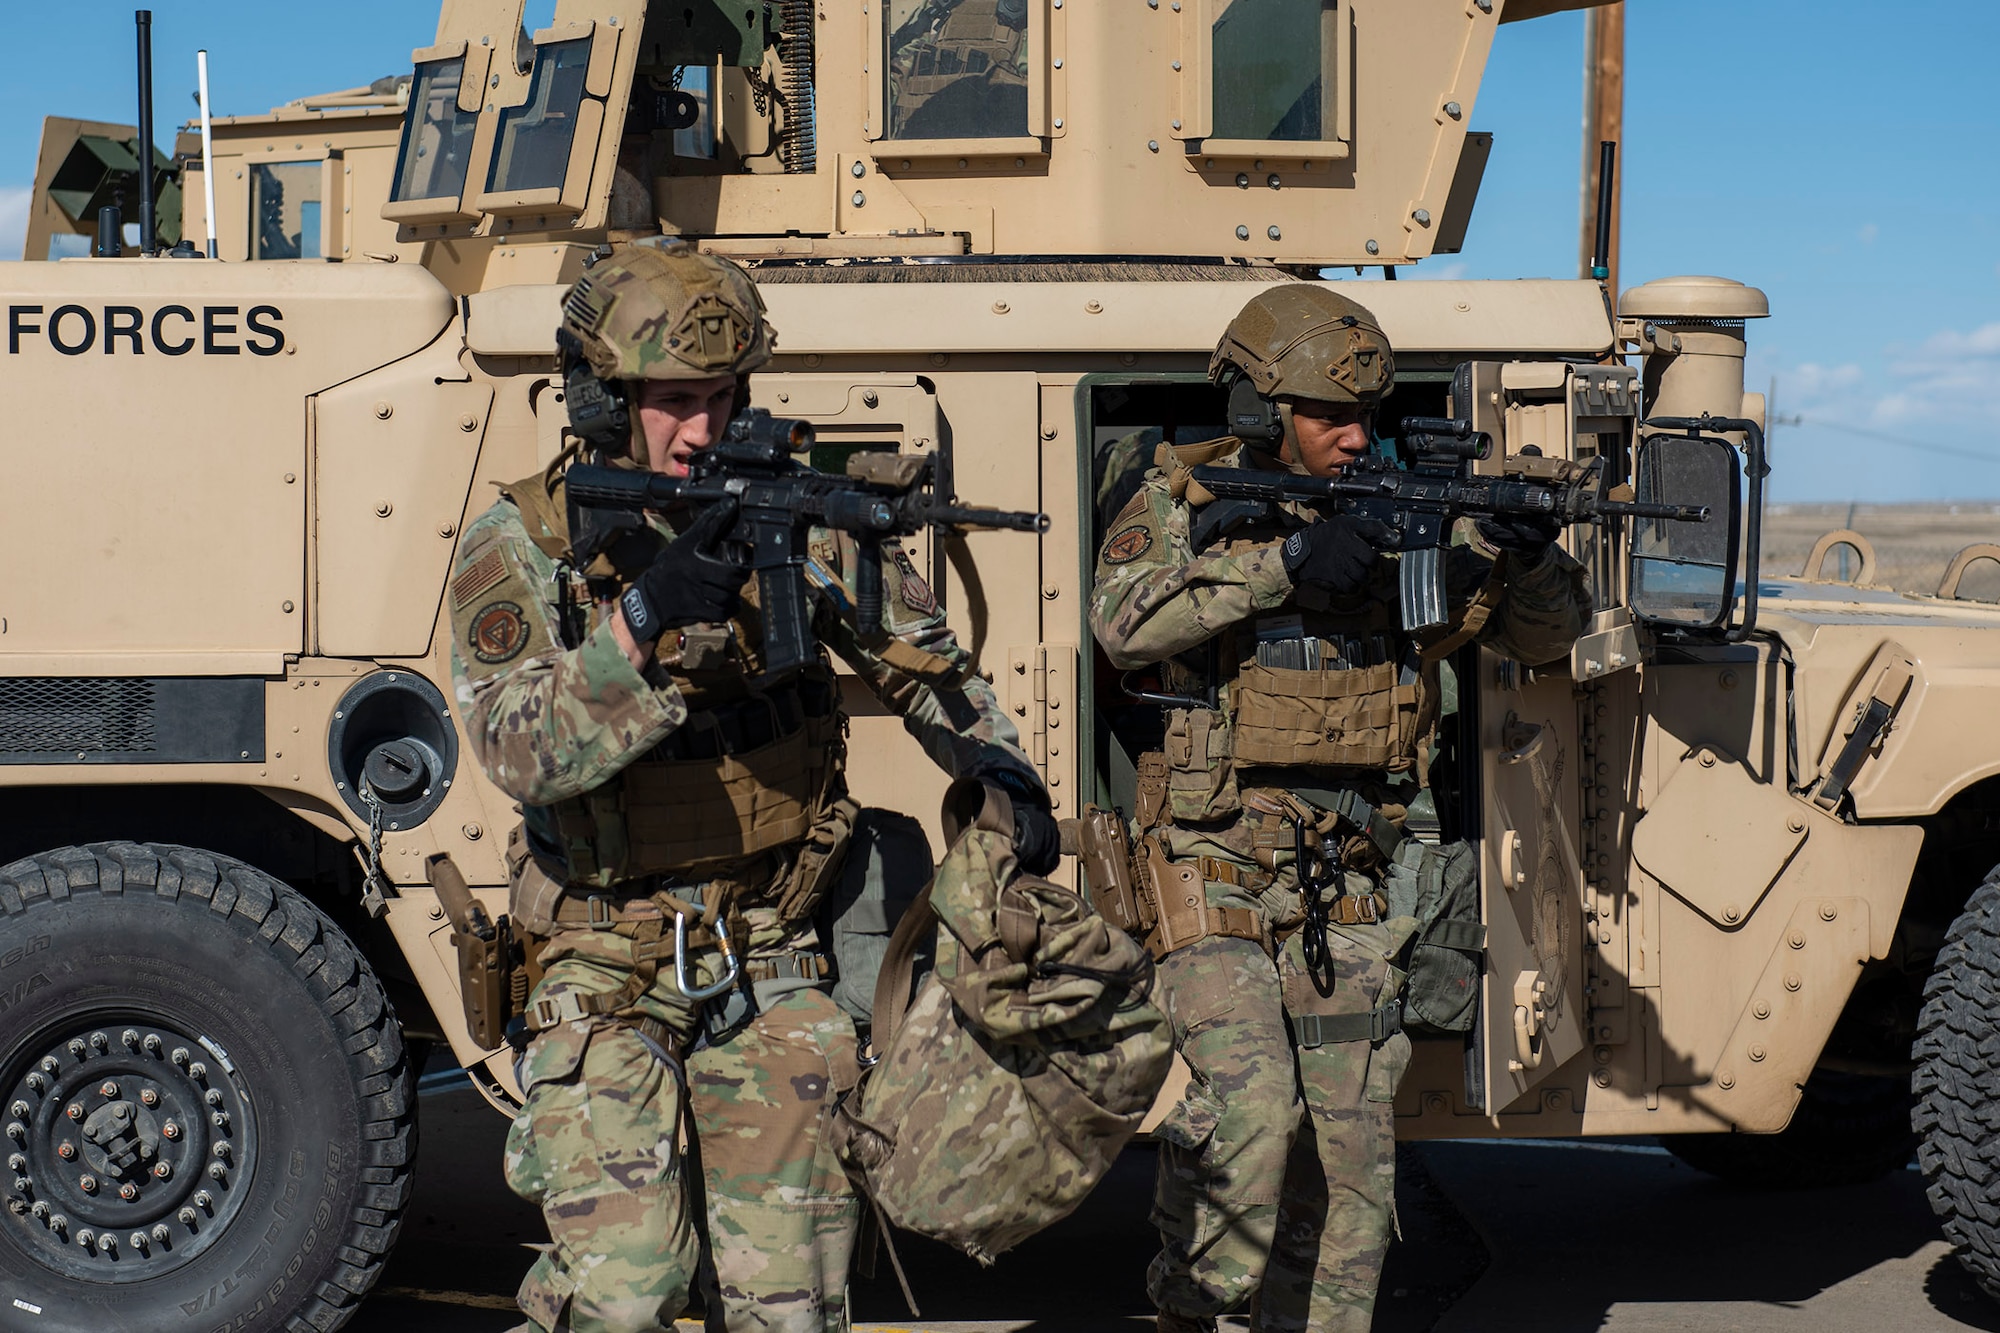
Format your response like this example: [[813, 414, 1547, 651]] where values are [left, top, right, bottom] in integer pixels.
[[198, 49, 219, 258]]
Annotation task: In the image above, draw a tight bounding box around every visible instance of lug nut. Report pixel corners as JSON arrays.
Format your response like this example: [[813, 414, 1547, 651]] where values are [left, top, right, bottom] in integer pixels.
[[204, 1089, 223, 1108], [7, 1198, 26, 1216], [211, 1143, 230, 1161], [152, 1162, 172, 1181], [140, 1089, 159, 1108], [177, 1207, 197, 1226], [4, 1123, 24, 1142], [161, 1121, 179, 1140], [76, 1228, 94, 1250], [121, 1030, 139, 1049], [26, 1073, 46, 1093], [56, 1142, 75, 1161], [67, 1040, 86, 1059], [88, 1033, 107, 1053], [130, 1230, 148, 1253], [192, 1190, 212, 1211], [100, 1233, 116, 1255], [65, 1104, 82, 1121], [6, 1154, 23, 1173], [49, 1214, 67, 1234], [212, 1112, 229, 1131], [207, 1163, 226, 1181], [78, 1175, 96, 1194], [98, 1081, 118, 1099], [31, 1201, 49, 1221], [9, 1101, 28, 1119], [39, 1058, 59, 1077], [170, 1048, 189, 1068], [119, 1182, 138, 1200], [187, 1063, 207, 1082], [152, 1223, 170, 1244], [143, 1035, 163, 1056]]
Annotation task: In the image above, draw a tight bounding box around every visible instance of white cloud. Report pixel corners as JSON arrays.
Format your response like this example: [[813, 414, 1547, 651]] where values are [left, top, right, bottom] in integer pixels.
[[0, 188, 28, 263]]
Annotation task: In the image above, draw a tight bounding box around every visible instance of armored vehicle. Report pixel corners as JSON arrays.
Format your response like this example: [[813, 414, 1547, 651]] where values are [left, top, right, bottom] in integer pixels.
[[5, 2, 2000, 1328]]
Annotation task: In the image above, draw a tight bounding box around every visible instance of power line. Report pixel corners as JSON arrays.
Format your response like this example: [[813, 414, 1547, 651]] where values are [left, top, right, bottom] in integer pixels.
[[1794, 416, 2000, 465]]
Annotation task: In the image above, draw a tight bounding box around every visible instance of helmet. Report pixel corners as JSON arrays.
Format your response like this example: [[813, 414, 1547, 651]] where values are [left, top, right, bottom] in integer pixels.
[[560, 240, 774, 383], [1209, 284, 1394, 405]]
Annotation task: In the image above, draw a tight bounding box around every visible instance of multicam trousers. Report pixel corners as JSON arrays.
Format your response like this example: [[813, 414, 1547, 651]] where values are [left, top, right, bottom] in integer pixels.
[[503, 929, 863, 1333], [1148, 920, 1411, 1333]]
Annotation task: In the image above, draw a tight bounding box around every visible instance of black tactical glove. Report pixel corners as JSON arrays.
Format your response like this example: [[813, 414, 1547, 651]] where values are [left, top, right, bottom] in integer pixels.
[[1280, 517, 1378, 597], [984, 770, 1062, 876], [618, 499, 743, 643], [1475, 512, 1561, 564]]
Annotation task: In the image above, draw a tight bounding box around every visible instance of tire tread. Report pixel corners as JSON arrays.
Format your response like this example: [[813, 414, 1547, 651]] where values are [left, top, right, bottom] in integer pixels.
[[0, 842, 416, 1333], [1916, 866, 2000, 1301]]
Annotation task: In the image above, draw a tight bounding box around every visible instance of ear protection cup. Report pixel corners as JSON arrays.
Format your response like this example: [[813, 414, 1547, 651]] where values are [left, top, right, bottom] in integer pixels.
[[557, 328, 633, 454], [1225, 374, 1285, 446]]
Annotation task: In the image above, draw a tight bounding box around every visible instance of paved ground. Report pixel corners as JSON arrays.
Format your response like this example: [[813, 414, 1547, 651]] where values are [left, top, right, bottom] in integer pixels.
[[360, 1076, 2000, 1332]]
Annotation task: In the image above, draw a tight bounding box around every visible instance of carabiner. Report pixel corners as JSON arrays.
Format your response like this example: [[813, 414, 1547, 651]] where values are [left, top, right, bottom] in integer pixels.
[[674, 910, 742, 1001]]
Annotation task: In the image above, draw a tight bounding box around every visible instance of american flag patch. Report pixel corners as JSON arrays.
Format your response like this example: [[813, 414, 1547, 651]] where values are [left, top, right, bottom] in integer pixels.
[[451, 548, 508, 610]]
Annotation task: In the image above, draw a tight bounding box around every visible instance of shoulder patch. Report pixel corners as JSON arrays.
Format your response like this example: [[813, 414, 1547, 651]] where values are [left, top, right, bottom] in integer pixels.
[[469, 600, 532, 665], [452, 547, 509, 610], [893, 548, 937, 615], [1103, 524, 1154, 565]]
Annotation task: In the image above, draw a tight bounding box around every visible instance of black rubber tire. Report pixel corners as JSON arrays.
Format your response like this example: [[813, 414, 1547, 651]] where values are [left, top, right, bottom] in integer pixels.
[[1915, 866, 2000, 1302], [1661, 1067, 1915, 1189], [0, 843, 415, 1333]]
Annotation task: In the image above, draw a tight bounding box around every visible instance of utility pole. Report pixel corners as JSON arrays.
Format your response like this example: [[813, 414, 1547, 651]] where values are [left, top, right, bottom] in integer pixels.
[[1579, 3, 1624, 296]]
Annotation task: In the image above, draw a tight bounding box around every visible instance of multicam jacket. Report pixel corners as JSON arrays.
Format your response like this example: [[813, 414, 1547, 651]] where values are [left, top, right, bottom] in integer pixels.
[[1088, 440, 1589, 921], [448, 483, 1038, 949]]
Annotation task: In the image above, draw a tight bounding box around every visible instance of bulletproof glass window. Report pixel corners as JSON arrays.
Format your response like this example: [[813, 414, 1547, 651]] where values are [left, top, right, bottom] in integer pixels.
[[1210, 0, 1338, 142], [391, 57, 479, 204], [487, 38, 593, 194], [250, 162, 323, 260], [886, 0, 1031, 139], [1630, 435, 1741, 629]]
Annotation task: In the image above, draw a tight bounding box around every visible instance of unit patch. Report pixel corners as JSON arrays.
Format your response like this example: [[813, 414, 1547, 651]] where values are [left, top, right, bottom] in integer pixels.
[[1103, 524, 1154, 565], [452, 547, 508, 609], [470, 601, 531, 664], [894, 548, 937, 615]]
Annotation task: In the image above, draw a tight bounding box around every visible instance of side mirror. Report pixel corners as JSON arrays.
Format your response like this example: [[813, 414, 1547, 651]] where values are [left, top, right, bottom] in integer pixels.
[[1629, 433, 1742, 631]]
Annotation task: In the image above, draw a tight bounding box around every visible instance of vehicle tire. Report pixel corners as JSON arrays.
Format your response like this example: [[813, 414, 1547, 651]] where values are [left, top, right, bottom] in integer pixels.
[[1914, 866, 2000, 1302], [0, 843, 415, 1333], [1661, 1066, 1914, 1188]]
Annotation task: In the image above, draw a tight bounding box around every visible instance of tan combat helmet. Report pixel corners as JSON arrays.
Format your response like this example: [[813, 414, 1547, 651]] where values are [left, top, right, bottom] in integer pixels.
[[557, 241, 776, 456], [561, 241, 775, 384], [1209, 284, 1396, 406]]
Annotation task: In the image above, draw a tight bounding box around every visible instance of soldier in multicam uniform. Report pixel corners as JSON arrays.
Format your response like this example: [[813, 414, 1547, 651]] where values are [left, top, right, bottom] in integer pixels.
[[1087, 285, 1588, 1333], [448, 241, 1056, 1333]]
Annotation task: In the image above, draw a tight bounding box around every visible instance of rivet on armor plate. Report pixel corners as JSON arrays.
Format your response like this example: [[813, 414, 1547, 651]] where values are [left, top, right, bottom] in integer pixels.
[[1784, 973, 1802, 992], [1819, 901, 1838, 921]]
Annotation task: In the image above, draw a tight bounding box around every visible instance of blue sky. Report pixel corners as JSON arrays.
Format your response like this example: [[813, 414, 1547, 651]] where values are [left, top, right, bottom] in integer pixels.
[[2, 1, 1994, 502]]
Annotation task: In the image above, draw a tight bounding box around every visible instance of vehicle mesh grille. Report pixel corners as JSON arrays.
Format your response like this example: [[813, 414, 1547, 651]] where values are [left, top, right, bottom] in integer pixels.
[[0, 678, 158, 754]]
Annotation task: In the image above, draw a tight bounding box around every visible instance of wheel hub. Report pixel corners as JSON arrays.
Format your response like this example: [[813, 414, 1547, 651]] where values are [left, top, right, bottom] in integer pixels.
[[3, 1022, 256, 1278]]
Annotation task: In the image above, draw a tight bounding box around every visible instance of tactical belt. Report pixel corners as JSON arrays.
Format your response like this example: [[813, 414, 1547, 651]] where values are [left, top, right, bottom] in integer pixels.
[[1193, 856, 1274, 895], [742, 951, 833, 983], [550, 891, 722, 948], [1291, 1003, 1402, 1048], [1326, 892, 1390, 926]]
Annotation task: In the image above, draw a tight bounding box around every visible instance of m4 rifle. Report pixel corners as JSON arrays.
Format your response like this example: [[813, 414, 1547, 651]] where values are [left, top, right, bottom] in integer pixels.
[[1189, 416, 1708, 633], [566, 408, 1049, 676]]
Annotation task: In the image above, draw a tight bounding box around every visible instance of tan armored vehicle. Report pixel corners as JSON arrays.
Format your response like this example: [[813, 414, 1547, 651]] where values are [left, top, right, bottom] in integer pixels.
[[5, 2, 1998, 1328]]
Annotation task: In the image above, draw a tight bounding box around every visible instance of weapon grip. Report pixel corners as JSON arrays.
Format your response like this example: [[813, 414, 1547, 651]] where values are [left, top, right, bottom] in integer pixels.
[[856, 538, 885, 631]]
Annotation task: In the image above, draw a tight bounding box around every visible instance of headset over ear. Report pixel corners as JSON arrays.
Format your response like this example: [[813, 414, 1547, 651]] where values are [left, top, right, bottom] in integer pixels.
[[557, 328, 632, 454], [1223, 370, 1285, 446]]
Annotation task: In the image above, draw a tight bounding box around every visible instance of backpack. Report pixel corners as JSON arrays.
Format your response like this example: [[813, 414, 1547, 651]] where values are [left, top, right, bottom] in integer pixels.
[[1381, 837, 1484, 1032], [816, 808, 936, 1039], [833, 780, 1173, 1264]]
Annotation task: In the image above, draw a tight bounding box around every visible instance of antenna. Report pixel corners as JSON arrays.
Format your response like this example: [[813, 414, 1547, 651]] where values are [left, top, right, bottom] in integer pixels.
[[135, 10, 156, 256], [198, 49, 219, 258], [1590, 140, 1616, 283]]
